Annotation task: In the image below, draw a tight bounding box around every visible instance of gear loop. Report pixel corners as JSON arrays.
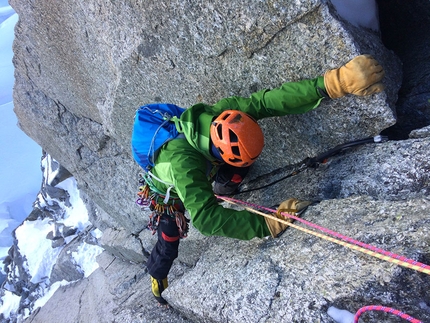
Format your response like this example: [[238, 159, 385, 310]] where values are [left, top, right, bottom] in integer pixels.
[[136, 178, 189, 238]]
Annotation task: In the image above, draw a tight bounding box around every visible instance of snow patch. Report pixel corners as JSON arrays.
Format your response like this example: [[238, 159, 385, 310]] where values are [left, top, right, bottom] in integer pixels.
[[327, 306, 355, 323], [72, 242, 103, 277], [15, 218, 63, 284], [330, 0, 379, 31], [56, 177, 91, 231], [0, 290, 21, 318]]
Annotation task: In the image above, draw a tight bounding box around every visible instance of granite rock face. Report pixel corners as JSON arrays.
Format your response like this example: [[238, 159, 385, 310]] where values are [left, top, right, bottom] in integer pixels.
[[241, 136, 430, 205], [6, 0, 430, 322], [20, 194, 430, 323], [165, 196, 430, 323], [11, 0, 401, 234], [24, 252, 195, 323]]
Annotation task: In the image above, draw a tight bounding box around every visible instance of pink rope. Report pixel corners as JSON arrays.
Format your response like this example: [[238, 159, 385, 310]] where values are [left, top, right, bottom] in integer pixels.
[[354, 305, 423, 323], [218, 196, 430, 272], [219, 197, 428, 322]]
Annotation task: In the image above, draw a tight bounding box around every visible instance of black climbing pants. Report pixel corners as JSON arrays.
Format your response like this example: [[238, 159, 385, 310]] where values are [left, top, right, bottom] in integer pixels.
[[146, 163, 250, 279], [147, 213, 181, 279]]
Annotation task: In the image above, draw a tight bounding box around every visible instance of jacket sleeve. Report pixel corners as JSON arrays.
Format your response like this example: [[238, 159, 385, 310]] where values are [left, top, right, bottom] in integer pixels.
[[211, 76, 326, 120], [163, 140, 271, 240]]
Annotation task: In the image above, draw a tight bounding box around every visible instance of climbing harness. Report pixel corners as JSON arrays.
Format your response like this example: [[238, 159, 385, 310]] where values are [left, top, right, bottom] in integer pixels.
[[236, 135, 388, 194], [354, 305, 423, 323], [146, 206, 189, 239], [217, 196, 430, 276], [136, 173, 189, 238]]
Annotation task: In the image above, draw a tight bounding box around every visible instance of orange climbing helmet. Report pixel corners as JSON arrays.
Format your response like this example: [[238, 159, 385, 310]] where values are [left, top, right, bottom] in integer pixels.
[[210, 110, 264, 167]]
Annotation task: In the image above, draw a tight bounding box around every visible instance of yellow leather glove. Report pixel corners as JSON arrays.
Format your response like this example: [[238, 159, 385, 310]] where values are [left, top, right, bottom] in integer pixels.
[[265, 198, 312, 238], [324, 54, 385, 99], [151, 276, 168, 305]]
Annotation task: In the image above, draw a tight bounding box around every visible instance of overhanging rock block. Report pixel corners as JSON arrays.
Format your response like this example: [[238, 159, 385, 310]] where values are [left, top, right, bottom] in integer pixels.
[[111, 0, 402, 169], [11, 0, 401, 242]]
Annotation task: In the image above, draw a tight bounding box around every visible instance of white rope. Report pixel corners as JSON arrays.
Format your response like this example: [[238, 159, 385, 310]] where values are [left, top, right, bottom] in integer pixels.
[[147, 171, 175, 204]]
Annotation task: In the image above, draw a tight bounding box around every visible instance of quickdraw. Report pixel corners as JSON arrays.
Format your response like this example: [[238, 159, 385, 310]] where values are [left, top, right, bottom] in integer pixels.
[[236, 135, 388, 195], [136, 173, 180, 206], [136, 174, 189, 238], [147, 212, 161, 234], [146, 207, 189, 239], [175, 211, 189, 238]]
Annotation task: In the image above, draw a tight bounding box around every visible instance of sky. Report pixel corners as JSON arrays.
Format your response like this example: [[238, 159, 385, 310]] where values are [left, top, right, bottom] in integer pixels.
[[330, 0, 379, 31], [0, 3, 103, 320], [0, 3, 43, 260]]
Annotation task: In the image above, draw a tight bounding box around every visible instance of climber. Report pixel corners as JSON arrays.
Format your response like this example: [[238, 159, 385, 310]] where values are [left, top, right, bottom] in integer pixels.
[[143, 54, 385, 305]]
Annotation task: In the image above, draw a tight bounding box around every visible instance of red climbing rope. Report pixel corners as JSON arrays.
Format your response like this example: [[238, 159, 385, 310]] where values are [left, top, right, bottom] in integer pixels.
[[354, 305, 423, 323]]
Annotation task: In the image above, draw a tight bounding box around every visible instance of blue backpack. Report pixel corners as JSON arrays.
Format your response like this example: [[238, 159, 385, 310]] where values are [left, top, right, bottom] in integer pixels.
[[131, 103, 185, 171]]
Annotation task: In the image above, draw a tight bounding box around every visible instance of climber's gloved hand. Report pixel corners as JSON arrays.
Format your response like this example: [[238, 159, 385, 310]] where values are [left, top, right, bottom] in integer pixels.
[[265, 198, 312, 238], [151, 275, 169, 306], [324, 54, 385, 99]]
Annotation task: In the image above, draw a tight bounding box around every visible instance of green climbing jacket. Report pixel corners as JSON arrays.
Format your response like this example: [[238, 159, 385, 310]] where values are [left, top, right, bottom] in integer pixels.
[[149, 76, 326, 240]]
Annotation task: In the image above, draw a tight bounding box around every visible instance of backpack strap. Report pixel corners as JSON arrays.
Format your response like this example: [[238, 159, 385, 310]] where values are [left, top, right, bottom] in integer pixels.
[[171, 116, 184, 133], [148, 117, 173, 167], [143, 171, 175, 204], [148, 171, 174, 204]]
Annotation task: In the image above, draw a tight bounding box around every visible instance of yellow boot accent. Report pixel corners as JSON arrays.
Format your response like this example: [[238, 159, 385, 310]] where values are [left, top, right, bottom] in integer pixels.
[[151, 276, 168, 304]]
